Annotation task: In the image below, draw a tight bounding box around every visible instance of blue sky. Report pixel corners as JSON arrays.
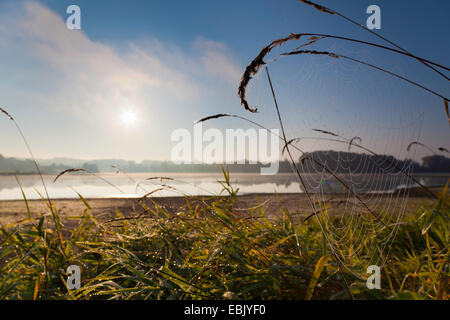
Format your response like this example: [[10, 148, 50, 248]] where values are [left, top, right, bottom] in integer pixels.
[[0, 0, 448, 162]]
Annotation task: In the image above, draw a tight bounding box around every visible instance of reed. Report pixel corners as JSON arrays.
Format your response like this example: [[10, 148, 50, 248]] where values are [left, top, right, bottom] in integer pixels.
[[0, 172, 447, 299], [298, 0, 450, 81], [0, 105, 65, 258], [0, 1, 448, 301]]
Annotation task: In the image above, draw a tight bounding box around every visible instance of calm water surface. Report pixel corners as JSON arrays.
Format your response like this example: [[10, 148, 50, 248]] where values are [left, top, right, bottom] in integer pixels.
[[0, 172, 448, 200]]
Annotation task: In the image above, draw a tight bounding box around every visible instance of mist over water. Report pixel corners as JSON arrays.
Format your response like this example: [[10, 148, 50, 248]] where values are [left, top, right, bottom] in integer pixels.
[[0, 172, 448, 200]]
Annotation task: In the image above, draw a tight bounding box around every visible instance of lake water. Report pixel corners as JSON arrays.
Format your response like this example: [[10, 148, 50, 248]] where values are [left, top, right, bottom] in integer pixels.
[[0, 172, 448, 200]]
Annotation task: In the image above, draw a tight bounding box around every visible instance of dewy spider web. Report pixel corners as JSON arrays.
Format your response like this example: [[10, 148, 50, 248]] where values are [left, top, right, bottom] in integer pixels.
[[196, 1, 450, 281], [244, 36, 436, 274]]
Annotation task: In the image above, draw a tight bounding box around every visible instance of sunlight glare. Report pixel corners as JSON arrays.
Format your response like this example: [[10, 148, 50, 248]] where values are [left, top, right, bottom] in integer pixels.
[[120, 110, 137, 127]]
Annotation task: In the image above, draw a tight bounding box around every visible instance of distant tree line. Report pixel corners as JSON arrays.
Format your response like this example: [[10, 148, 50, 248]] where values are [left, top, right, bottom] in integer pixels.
[[0, 152, 449, 174], [0, 154, 99, 174], [296, 151, 450, 174]]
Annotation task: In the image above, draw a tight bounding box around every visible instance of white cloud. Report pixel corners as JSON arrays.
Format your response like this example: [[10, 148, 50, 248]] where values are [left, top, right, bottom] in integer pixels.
[[194, 38, 242, 85], [0, 1, 241, 118]]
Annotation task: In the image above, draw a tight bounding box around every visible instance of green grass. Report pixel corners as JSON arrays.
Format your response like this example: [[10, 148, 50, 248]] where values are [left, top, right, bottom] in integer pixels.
[[0, 171, 448, 300]]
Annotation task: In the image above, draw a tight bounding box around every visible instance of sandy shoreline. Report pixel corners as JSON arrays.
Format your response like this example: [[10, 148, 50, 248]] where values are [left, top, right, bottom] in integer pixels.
[[0, 192, 437, 226]]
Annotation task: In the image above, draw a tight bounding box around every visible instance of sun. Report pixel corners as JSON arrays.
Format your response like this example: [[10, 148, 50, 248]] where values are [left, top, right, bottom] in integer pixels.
[[120, 110, 137, 127]]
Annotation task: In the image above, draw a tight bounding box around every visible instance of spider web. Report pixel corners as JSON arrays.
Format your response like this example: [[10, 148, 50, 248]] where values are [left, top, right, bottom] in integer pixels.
[[247, 38, 432, 274]]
